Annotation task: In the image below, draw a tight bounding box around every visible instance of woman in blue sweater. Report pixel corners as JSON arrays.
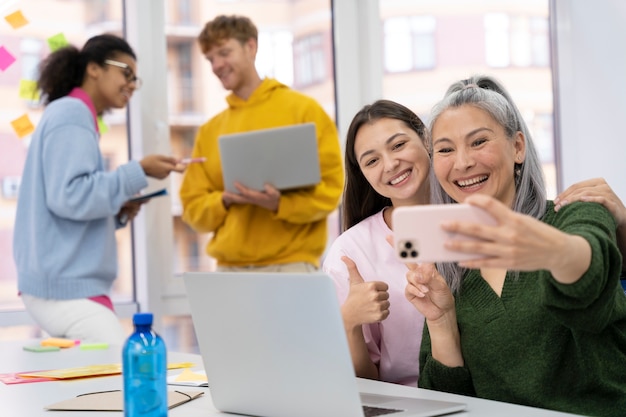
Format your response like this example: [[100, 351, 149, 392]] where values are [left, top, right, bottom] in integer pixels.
[[13, 34, 183, 344], [406, 75, 625, 416]]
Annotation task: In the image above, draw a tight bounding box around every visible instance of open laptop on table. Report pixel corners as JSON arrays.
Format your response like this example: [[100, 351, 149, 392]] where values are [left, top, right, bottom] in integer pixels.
[[218, 123, 321, 193], [183, 272, 466, 417]]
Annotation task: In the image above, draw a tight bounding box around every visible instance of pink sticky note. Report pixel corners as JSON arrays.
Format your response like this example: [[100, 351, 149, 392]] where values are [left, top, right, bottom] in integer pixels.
[[0, 45, 16, 71]]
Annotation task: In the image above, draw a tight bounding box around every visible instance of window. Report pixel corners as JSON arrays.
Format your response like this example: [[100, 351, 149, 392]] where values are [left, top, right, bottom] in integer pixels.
[[294, 33, 326, 87], [176, 42, 195, 113], [384, 15, 436, 73], [257, 30, 294, 86], [380, 1, 556, 199], [168, 2, 337, 282], [485, 13, 550, 68]]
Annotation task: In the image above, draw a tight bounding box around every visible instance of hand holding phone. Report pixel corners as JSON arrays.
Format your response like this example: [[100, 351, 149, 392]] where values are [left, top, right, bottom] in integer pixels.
[[391, 204, 496, 263]]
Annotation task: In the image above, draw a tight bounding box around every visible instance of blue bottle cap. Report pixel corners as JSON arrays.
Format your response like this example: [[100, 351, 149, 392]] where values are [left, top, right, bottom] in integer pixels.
[[133, 312, 153, 326]]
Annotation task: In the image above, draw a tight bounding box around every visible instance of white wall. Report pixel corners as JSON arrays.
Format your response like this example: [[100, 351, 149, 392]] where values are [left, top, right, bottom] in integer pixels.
[[552, 0, 626, 201]]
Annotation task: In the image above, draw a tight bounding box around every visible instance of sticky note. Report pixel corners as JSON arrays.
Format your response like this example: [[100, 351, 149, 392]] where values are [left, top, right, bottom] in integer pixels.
[[0, 45, 16, 71], [10, 114, 35, 138], [79, 342, 109, 351], [97, 116, 109, 134], [18, 79, 39, 101], [4, 9, 28, 29], [23, 345, 61, 352], [47, 33, 69, 52], [41, 337, 78, 348]]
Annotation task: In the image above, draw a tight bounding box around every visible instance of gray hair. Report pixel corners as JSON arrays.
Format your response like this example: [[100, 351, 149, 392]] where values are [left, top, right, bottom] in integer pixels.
[[428, 75, 547, 293]]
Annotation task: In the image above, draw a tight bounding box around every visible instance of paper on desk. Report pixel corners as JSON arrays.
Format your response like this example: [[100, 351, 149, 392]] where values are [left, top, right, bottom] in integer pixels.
[[45, 389, 204, 411], [13, 362, 194, 381], [167, 368, 208, 387]]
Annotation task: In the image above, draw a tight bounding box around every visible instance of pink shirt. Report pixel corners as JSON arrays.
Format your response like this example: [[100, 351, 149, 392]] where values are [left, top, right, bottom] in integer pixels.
[[67, 87, 100, 134], [322, 209, 425, 387]]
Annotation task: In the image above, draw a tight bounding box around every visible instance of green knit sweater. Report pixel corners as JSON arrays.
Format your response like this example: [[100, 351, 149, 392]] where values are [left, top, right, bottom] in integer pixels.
[[418, 201, 626, 417]]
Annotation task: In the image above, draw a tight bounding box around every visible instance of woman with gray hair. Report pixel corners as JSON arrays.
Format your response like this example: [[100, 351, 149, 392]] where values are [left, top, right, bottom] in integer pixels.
[[405, 75, 626, 416]]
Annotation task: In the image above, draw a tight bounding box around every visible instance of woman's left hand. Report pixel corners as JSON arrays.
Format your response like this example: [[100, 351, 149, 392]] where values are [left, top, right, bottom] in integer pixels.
[[443, 194, 589, 281], [118, 200, 145, 224]]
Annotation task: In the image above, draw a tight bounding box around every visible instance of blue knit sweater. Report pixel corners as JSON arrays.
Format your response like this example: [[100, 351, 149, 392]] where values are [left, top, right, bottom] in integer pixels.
[[13, 96, 148, 300]]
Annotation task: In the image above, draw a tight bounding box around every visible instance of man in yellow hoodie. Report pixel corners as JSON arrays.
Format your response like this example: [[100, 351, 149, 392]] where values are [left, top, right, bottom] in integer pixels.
[[179, 15, 344, 272]]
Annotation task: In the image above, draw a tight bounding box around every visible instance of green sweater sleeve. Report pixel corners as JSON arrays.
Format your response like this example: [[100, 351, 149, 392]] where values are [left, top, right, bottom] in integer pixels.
[[539, 201, 623, 332], [417, 201, 624, 405], [418, 324, 475, 395]]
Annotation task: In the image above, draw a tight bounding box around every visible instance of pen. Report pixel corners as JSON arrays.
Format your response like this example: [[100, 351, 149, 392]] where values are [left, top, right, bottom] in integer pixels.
[[181, 157, 206, 164]]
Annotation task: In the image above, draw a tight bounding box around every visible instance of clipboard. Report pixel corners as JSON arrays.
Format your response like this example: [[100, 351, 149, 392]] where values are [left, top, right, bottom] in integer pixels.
[[45, 389, 204, 411]]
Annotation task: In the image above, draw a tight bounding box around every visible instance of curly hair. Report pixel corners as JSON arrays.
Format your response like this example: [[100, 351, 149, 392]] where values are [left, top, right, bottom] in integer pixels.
[[197, 15, 258, 54], [37, 34, 136, 105]]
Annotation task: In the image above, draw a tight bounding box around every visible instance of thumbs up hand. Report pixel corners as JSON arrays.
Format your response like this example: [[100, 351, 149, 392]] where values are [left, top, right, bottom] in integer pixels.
[[341, 256, 391, 330]]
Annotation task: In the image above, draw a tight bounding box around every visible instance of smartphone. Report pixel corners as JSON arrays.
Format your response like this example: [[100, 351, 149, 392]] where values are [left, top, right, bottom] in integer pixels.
[[391, 204, 496, 263], [128, 188, 167, 203]]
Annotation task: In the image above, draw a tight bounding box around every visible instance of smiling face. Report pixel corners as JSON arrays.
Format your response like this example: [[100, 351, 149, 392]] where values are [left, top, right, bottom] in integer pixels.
[[354, 117, 431, 207], [205, 37, 257, 97], [86, 53, 138, 113], [431, 104, 525, 206]]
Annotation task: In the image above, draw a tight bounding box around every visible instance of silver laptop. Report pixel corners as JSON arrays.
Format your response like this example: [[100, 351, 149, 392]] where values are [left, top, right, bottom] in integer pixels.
[[218, 123, 321, 193], [183, 272, 466, 417]]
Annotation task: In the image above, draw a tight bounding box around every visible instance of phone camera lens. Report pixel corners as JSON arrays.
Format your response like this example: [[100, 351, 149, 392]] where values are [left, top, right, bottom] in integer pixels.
[[403, 241, 413, 250]]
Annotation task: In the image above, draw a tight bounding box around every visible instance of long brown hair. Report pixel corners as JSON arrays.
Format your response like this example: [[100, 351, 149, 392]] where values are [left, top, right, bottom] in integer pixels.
[[342, 99, 429, 231]]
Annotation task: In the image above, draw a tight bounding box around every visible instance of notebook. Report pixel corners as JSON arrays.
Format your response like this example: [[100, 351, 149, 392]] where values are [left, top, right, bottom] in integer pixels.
[[183, 272, 466, 417], [218, 123, 321, 193]]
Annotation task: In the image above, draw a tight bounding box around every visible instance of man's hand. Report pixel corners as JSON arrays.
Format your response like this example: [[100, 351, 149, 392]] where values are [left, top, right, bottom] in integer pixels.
[[222, 182, 281, 212]]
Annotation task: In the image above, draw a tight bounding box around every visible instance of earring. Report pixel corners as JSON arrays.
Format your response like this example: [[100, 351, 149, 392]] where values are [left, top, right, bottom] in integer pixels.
[[514, 163, 522, 187]]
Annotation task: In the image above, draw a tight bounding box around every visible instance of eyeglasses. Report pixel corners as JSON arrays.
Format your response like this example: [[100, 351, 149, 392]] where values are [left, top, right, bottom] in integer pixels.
[[104, 59, 142, 89]]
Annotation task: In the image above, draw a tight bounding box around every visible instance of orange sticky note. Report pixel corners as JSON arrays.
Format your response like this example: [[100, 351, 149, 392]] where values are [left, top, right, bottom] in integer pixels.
[[4, 10, 28, 29], [10, 113, 35, 138], [47, 32, 69, 52], [18, 79, 39, 101], [41, 337, 78, 348]]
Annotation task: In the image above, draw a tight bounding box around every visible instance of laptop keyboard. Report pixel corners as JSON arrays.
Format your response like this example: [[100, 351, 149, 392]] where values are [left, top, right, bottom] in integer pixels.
[[362, 405, 403, 417]]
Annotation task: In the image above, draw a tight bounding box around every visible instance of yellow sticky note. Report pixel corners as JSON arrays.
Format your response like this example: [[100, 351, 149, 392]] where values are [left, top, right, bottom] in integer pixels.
[[97, 116, 109, 134], [4, 10, 28, 29], [18, 79, 39, 101], [10, 113, 35, 138], [174, 368, 208, 383], [47, 33, 69, 52]]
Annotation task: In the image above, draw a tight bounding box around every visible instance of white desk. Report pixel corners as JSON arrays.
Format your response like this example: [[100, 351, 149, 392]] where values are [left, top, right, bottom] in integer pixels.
[[0, 340, 582, 416]]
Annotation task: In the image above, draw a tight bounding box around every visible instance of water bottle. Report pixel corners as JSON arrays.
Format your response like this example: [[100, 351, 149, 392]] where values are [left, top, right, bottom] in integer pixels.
[[122, 312, 168, 417]]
